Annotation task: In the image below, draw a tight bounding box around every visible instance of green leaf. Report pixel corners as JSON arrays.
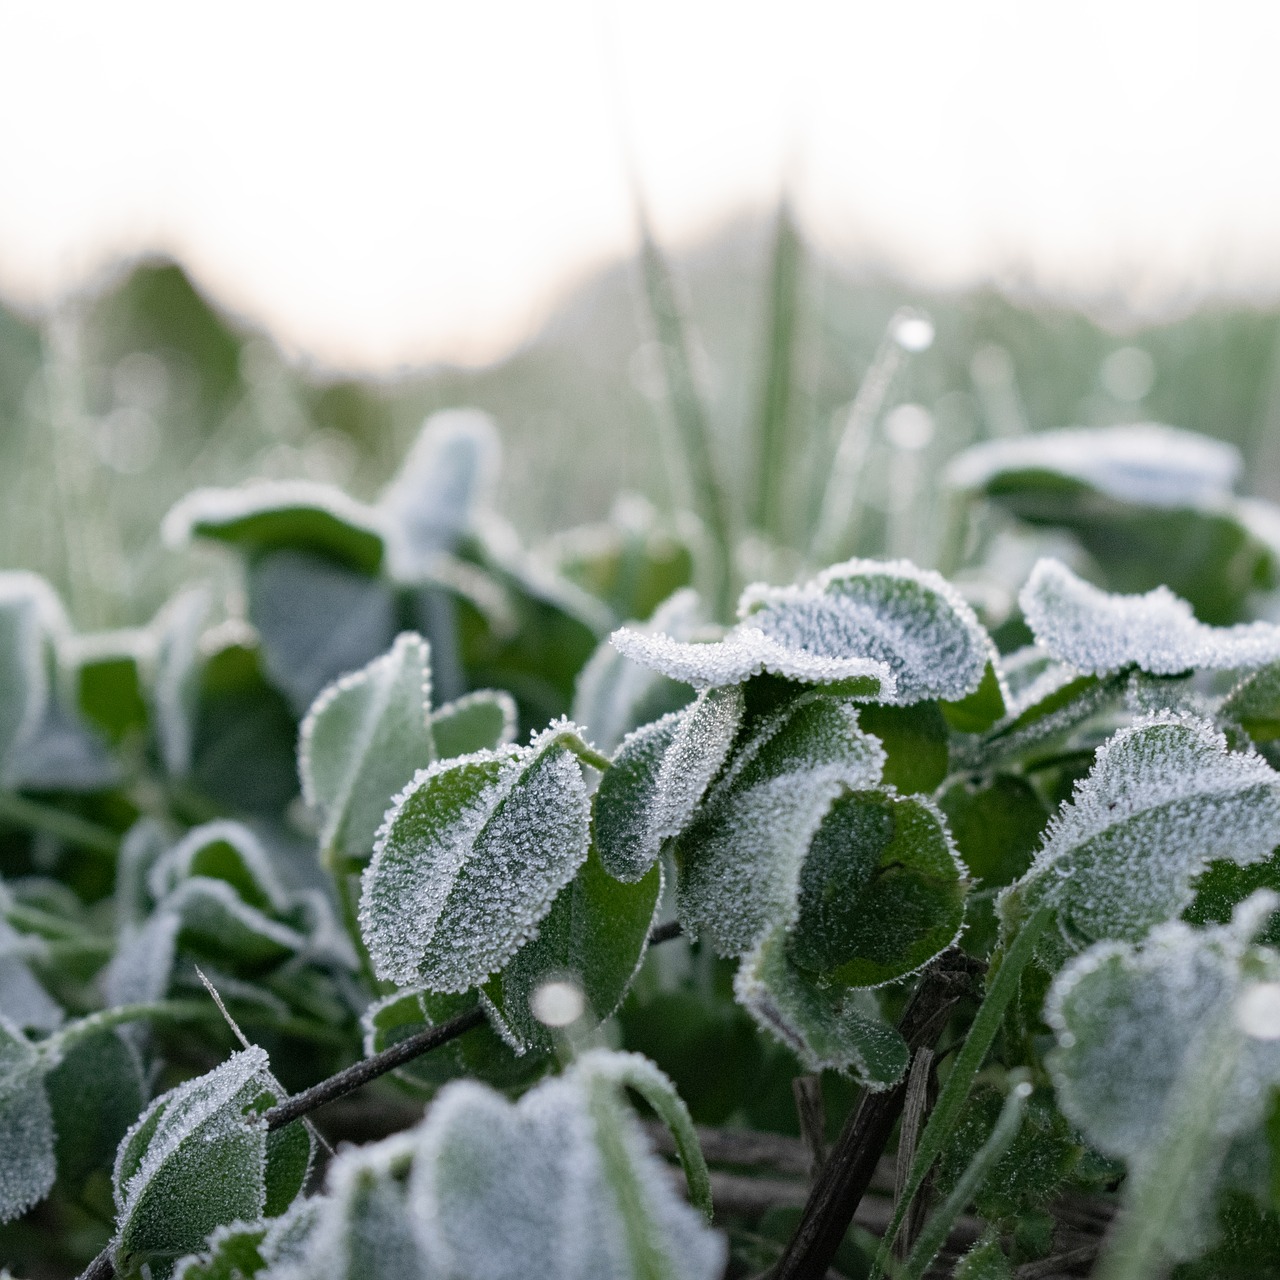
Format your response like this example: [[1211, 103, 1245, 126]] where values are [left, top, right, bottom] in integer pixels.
[[112, 1047, 312, 1273], [1021, 558, 1280, 676], [411, 1050, 726, 1280], [45, 1028, 144, 1195], [858, 702, 950, 793], [429, 689, 517, 758], [70, 630, 150, 744], [0, 1015, 55, 1223], [151, 588, 211, 779], [938, 774, 1049, 888], [1187, 849, 1280, 946], [788, 790, 967, 987], [484, 849, 662, 1053], [1002, 713, 1280, 946], [948, 424, 1275, 623], [166, 480, 385, 575], [613, 558, 993, 702], [359, 722, 593, 991], [1046, 895, 1280, 1271], [940, 660, 1007, 734], [594, 685, 743, 883], [952, 1234, 1013, 1280], [249, 550, 398, 717], [735, 927, 910, 1084], [299, 633, 437, 863], [172, 1222, 268, 1280], [189, 638, 299, 817], [675, 693, 886, 956]]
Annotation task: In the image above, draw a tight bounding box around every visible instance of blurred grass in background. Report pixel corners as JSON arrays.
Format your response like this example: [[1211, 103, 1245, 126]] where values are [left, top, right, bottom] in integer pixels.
[[5, 211, 1280, 630]]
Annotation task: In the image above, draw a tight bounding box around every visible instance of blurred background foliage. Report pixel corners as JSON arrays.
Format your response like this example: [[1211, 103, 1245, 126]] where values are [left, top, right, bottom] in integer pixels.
[[5, 211, 1280, 631]]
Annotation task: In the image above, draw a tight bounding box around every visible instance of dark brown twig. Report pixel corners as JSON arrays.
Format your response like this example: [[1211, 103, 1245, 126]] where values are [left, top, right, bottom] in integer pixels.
[[792, 1075, 827, 1180], [769, 948, 986, 1280], [893, 1046, 936, 1261], [263, 1005, 485, 1131], [76, 1246, 113, 1280], [650, 918, 683, 945]]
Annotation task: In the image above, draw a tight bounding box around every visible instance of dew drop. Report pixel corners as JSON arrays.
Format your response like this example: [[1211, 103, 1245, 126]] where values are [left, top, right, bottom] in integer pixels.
[[531, 978, 585, 1028], [1236, 982, 1280, 1040], [893, 312, 935, 353]]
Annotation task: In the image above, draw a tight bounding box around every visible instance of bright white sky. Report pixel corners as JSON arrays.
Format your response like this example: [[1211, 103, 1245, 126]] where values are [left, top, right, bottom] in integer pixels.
[[2, 0, 1279, 369]]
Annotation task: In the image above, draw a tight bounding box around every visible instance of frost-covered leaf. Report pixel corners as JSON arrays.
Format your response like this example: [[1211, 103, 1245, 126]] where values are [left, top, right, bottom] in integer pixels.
[[410, 1051, 725, 1280], [299, 633, 436, 863], [271, 1136, 428, 1280], [611, 559, 992, 702], [788, 791, 967, 987], [484, 850, 662, 1053], [572, 587, 700, 756], [113, 1047, 312, 1273], [173, 1222, 268, 1280], [379, 408, 501, 577], [594, 685, 743, 882], [0, 572, 58, 786], [249, 550, 398, 717], [1002, 713, 1280, 945], [947, 423, 1275, 623], [429, 689, 517, 758], [675, 694, 885, 956], [734, 928, 910, 1084], [359, 723, 593, 991], [46, 1028, 144, 1194], [1046, 896, 1280, 1263], [0, 1015, 55, 1223], [150, 822, 290, 915], [165, 481, 386, 575], [952, 1234, 1013, 1280], [1022, 558, 1280, 676]]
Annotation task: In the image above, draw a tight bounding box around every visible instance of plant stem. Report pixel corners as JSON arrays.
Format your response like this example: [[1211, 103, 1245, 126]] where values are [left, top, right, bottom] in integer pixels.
[[0, 791, 121, 859], [262, 1005, 486, 1131], [48, 1000, 217, 1053], [770, 947, 986, 1280], [869, 903, 1053, 1279], [898, 1076, 1031, 1280]]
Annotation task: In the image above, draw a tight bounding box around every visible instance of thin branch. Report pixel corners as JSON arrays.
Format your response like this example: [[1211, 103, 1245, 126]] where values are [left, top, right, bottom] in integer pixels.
[[791, 1075, 827, 1180], [1014, 1245, 1100, 1279], [262, 1005, 486, 1132], [770, 948, 986, 1280]]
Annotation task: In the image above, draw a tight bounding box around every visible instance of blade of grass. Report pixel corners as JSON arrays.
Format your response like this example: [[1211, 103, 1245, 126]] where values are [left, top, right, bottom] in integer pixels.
[[898, 1076, 1031, 1280], [750, 200, 805, 543], [811, 307, 931, 566], [870, 902, 1053, 1279], [635, 210, 734, 620]]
